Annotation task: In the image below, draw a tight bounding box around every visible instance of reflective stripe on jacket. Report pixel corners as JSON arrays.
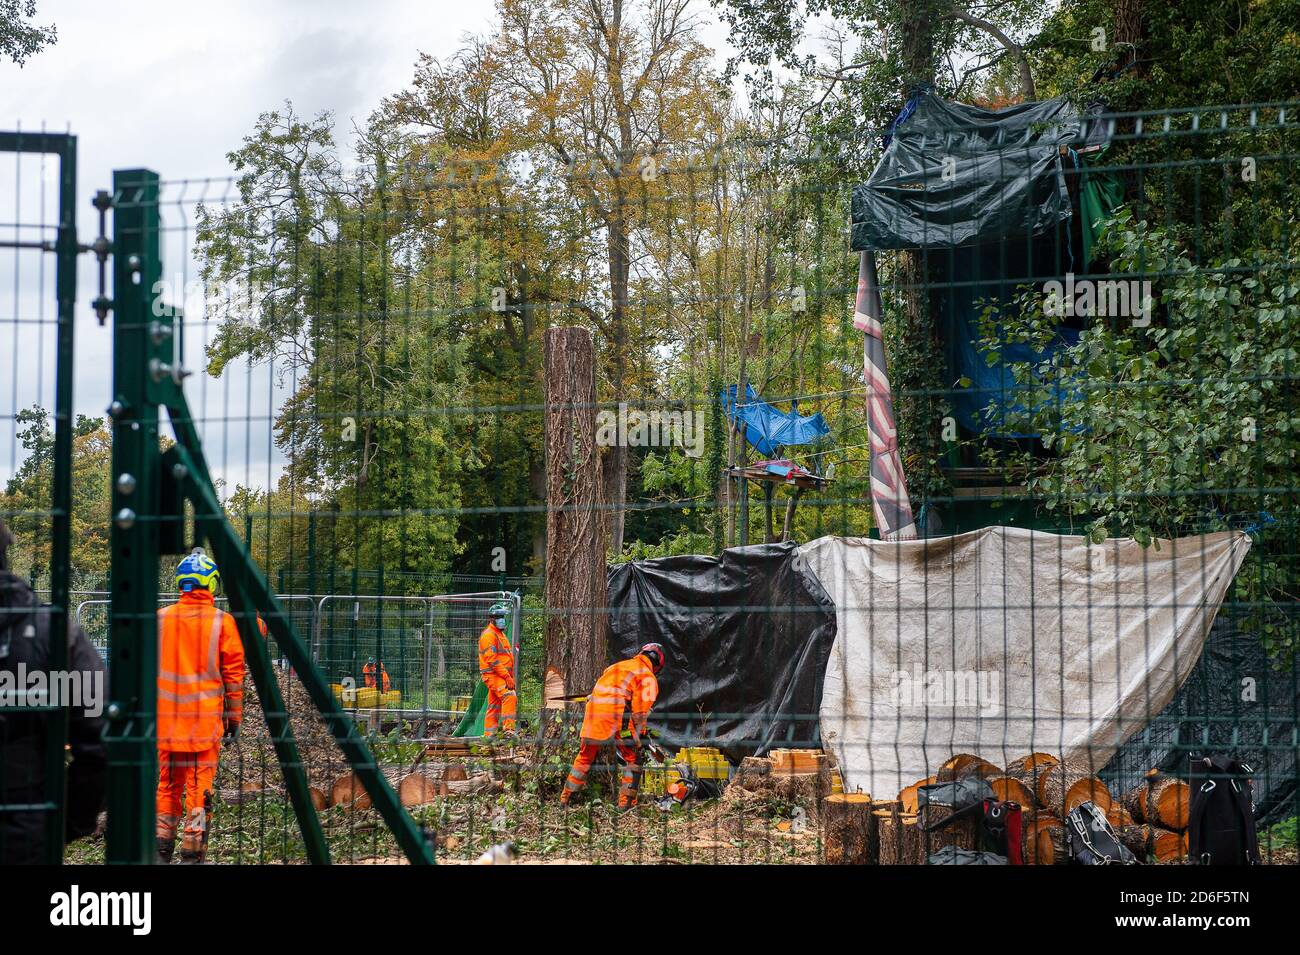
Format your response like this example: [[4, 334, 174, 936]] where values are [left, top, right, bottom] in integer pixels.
[[580, 654, 658, 742], [478, 622, 514, 683], [157, 591, 245, 752]]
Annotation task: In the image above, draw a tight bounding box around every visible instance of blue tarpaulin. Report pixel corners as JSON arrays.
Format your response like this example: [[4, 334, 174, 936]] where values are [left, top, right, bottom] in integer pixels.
[[721, 384, 831, 457]]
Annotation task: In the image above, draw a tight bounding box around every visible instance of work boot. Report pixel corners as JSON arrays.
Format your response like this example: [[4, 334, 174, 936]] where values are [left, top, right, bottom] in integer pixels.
[[178, 850, 203, 865], [156, 837, 175, 865]]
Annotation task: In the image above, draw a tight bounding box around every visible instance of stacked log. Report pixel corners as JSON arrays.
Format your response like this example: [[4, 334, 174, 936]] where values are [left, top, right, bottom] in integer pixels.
[[1119, 772, 1192, 862], [898, 776, 936, 814], [936, 753, 1001, 782], [1035, 825, 1071, 865], [1037, 760, 1113, 818], [1119, 823, 1189, 863], [1124, 773, 1191, 830], [1021, 812, 1064, 864], [987, 775, 1035, 807]]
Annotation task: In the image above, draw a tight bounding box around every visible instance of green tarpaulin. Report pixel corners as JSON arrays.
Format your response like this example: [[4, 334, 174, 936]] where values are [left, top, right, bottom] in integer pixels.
[[452, 680, 488, 737]]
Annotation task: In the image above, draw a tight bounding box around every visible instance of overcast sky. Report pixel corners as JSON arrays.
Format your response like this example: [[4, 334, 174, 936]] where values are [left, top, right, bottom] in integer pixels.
[[0, 0, 737, 491]]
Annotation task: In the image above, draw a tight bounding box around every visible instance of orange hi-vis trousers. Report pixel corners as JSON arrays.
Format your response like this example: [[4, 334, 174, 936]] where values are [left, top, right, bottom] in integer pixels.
[[561, 738, 642, 808], [483, 674, 517, 736], [156, 744, 220, 854]]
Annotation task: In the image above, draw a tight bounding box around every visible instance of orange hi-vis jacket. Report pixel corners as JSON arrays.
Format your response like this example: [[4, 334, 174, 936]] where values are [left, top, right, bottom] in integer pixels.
[[478, 622, 514, 686], [580, 654, 659, 742], [157, 590, 245, 752]]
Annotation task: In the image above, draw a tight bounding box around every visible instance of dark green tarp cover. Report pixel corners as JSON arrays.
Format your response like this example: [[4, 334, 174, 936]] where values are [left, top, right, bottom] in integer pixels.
[[851, 94, 1112, 251]]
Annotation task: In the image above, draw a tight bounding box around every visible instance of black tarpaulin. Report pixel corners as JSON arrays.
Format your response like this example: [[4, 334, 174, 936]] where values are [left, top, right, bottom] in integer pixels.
[[606, 542, 836, 763], [850, 94, 1112, 251], [1100, 605, 1300, 826]]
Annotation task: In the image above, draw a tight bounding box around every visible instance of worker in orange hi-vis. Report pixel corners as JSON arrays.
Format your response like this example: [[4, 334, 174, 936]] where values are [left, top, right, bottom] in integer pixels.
[[156, 549, 245, 864], [362, 658, 390, 692], [560, 644, 666, 810], [478, 602, 517, 738]]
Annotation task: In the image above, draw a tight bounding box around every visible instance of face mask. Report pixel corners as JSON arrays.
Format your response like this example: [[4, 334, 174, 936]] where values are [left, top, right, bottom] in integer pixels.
[[494, 616, 507, 628]]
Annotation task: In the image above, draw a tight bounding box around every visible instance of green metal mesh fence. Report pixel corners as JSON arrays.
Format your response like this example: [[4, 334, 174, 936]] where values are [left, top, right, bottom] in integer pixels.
[[2, 98, 1299, 865]]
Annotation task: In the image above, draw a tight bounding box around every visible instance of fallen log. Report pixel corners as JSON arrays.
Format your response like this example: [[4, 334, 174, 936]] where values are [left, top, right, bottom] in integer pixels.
[[1021, 811, 1063, 865], [398, 771, 448, 806], [446, 773, 504, 797], [1124, 773, 1191, 831], [1152, 826, 1189, 863], [824, 793, 876, 865], [1005, 753, 1059, 777], [898, 776, 937, 814], [987, 775, 1035, 808], [936, 753, 1001, 782], [1038, 760, 1112, 817], [1035, 825, 1071, 865], [1106, 804, 1135, 830]]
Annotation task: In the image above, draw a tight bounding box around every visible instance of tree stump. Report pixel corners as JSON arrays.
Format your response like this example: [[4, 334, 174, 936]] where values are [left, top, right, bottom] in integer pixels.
[[1038, 760, 1112, 817], [875, 807, 910, 865], [918, 803, 980, 855], [823, 793, 876, 864], [734, 756, 773, 792]]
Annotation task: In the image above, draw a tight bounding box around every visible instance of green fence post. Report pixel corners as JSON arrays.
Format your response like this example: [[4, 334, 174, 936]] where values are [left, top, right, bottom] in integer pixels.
[[105, 168, 164, 864]]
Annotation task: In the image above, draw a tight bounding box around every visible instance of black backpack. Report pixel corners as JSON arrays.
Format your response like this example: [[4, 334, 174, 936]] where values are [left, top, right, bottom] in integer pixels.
[[1187, 756, 1261, 865], [1066, 801, 1137, 865]]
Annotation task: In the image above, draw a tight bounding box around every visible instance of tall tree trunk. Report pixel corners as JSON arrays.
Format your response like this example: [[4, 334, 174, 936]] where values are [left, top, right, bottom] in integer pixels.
[[543, 327, 608, 695], [1113, 0, 1146, 75], [604, 214, 630, 556], [891, 7, 949, 516]]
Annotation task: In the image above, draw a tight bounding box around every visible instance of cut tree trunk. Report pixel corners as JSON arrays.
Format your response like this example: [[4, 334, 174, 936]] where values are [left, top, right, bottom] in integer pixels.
[[1118, 824, 1189, 862], [1106, 805, 1135, 830], [398, 771, 448, 807], [875, 808, 913, 865], [1005, 753, 1059, 777], [937, 753, 1001, 782], [1153, 827, 1189, 863], [543, 327, 608, 696], [918, 803, 980, 856], [1021, 812, 1063, 865], [1125, 774, 1191, 830], [1038, 760, 1113, 817], [1035, 826, 1071, 865], [824, 794, 877, 864], [898, 776, 937, 814], [987, 775, 1035, 807], [733, 756, 773, 792]]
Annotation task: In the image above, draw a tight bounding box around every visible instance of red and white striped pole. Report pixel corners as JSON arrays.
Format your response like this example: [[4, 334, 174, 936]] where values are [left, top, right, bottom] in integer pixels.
[[853, 251, 918, 540]]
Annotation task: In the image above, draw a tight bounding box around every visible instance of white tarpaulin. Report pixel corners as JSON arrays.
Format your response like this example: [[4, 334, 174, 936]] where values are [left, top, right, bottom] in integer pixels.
[[803, 526, 1251, 799]]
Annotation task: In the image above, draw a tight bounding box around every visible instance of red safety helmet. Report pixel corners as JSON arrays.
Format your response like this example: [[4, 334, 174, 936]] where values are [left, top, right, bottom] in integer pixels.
[[638, 643, 666, 674]]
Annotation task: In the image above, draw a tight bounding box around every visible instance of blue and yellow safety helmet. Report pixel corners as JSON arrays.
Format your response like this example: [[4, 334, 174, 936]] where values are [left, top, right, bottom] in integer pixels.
[[175, 547, 220, 594]]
